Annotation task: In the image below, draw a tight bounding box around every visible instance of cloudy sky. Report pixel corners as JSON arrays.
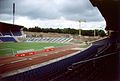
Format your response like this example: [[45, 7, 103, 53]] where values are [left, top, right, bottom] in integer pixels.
[[0, 0, 106, 30]]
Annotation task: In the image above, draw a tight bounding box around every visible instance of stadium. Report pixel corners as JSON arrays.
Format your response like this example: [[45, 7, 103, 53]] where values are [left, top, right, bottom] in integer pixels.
[[0, 0, 120, 81], [0, 21, 92, 80]]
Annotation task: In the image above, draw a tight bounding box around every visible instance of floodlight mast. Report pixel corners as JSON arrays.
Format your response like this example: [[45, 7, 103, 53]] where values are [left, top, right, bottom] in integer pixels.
[[94, 29, 96, 37], [78, 20, 86, 36], [13, 3, 15, 25]]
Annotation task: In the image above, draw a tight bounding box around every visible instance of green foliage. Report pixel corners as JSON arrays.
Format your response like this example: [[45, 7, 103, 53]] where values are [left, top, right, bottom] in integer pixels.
[[97, 30, 106, 37], [81, 30, 106, 36], [81, 30, 94, 36], [23, 27, 106, 36]]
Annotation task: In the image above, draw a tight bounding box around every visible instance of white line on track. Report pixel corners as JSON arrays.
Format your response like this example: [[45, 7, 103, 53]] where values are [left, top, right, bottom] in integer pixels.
[[10, 58, 27, 63], [0, 64, 5, 67]]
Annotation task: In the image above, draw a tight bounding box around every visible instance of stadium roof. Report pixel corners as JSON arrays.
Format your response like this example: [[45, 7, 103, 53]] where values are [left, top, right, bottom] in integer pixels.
[[90, 0, 120, 31], [0, 22, 24, 32]]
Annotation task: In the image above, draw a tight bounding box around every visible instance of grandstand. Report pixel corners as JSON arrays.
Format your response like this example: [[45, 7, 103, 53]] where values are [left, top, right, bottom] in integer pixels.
[[0, 0, 120, 80], [26, 37, 73, 43], [0, 22, 26, 42]]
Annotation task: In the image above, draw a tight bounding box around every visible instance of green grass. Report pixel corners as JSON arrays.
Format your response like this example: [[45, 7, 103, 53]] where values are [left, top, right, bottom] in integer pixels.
[[0, 42, 66, 56], [79, 44, 90, 48]]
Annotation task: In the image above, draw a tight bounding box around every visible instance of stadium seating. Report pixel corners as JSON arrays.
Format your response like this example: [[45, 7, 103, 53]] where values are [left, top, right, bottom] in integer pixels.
[[0, 22, 26, 42], [1, 32, 12, 36], [0, 32, 2, 36], [26, 37, 73, 43], [0, 31, 23, 42], [0, 37, 17, 42], [0, 31, 22, 36], [0, 30, 26, 42], [12, 32, 22, 36]]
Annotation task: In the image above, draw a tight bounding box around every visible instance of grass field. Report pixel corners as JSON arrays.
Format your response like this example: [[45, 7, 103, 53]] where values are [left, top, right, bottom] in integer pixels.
[[0, 42, 66, 56], [79, 44, 90, 48]]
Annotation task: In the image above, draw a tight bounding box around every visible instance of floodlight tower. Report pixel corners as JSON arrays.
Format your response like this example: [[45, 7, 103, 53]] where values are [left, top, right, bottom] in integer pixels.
[[13, 3, 15, 25], [78, 20, 86, 36], [94, 29, 96, 37]]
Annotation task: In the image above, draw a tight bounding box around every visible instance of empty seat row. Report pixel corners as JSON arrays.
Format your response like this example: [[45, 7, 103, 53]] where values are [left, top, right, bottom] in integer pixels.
[[0, 32, 22, 36], [26, 37, 73, 43], [1, 32, 12, 36], [12, 32, 22, 36], [0, 37, 17, 42]]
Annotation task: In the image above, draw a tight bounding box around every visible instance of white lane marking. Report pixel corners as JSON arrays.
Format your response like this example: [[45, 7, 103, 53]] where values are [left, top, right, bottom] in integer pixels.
[[0, 64, 5, 67], [10, 58, 27, 63]]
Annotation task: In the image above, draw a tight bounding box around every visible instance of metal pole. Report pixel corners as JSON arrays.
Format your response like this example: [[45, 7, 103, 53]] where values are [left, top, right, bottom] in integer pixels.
[[13, 3, 15, 25], [79, 20, 81, 36], [94, 29, 96, 37], [78, 20, 86, 36]]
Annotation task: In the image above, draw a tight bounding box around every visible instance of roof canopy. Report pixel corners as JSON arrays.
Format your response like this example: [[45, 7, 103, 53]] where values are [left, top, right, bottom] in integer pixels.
[[89, 0, 120, 31], [0, 22, 24, 32]]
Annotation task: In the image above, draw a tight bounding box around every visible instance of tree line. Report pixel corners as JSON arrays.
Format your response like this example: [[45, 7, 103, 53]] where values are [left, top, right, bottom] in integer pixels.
[[23, 26, 106, 37]]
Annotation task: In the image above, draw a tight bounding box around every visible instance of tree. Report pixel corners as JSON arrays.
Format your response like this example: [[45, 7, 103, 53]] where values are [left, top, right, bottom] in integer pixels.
[[98, 30, 106, 37], [25, 26, 106, 37], [23, 27, 28, 31]]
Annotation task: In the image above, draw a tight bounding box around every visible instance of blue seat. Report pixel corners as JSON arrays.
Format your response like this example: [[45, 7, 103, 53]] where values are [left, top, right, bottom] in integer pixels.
[[2, 32, 12, 36], [0, 37, 16, 42], [12, 32, 22, 36]]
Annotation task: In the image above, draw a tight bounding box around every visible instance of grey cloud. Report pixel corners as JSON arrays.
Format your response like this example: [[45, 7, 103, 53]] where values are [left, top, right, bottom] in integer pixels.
[[58, 0, 103, 21], [0, 0, 15, 14], [0, 0, 104, 21], [14, 0, 61, 19], [59, 0, 93, 14], [0, 14, 12, 21]]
